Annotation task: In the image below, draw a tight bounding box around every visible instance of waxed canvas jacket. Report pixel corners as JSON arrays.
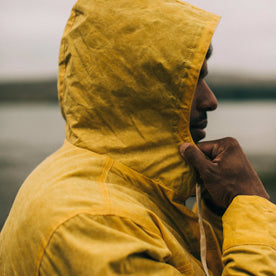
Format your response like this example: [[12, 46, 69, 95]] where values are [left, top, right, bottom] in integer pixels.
[[1, 0, 276, 275]]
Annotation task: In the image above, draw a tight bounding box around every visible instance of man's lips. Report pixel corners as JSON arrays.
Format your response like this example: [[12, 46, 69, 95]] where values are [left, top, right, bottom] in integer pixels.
[[190, 118, 208, 142], [190, 119, 208, 130]]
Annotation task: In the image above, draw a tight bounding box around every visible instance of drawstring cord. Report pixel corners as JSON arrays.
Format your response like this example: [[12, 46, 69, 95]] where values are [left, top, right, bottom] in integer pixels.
[[196, 183, 210, 276]]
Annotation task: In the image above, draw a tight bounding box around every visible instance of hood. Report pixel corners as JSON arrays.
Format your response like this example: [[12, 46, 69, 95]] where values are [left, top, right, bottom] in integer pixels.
[[58, 0, 220, 201]]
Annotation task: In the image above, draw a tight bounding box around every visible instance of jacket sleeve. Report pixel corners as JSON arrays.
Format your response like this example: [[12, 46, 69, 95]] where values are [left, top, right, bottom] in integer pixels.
[[39, 213, 183, 275], [221, 195, 276, 275]]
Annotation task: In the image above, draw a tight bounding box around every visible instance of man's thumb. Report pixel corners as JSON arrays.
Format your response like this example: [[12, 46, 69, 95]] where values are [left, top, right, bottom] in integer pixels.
[[179, 143, 211, 174]]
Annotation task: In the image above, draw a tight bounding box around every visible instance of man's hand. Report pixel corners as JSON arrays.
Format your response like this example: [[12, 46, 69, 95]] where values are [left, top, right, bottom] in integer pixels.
[[180, 137, 270, 210]]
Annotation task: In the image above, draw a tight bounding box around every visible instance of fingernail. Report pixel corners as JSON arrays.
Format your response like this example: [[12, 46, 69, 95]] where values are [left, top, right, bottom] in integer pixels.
[[180, 143, 191, 156]]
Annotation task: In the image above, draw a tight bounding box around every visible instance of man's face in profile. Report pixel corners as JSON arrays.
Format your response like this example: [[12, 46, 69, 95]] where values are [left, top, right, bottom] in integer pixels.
[[190, 59, 218, 143]]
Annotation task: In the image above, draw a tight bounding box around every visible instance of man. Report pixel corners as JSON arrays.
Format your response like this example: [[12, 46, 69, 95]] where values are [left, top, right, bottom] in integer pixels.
[[0, 0, 275, 275]]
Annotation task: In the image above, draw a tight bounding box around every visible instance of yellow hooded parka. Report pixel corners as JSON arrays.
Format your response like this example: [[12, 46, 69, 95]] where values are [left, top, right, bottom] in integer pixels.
[[1, 0, 276, 275]]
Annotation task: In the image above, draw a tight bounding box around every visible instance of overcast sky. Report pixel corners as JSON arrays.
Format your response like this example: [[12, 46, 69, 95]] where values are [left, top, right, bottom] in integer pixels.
[[1, 0, 275, 81]]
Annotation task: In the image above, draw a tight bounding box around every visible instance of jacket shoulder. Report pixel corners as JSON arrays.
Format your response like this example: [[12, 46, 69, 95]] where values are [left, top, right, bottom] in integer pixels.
[[0, 141, 167, 274]]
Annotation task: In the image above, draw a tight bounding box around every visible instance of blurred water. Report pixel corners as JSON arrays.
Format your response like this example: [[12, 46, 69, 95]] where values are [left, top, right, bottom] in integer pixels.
[[206, 101, 276, 156], [0, 101, 276, 228], [1, 101, 275, 154], [1, 103, 65, 147]]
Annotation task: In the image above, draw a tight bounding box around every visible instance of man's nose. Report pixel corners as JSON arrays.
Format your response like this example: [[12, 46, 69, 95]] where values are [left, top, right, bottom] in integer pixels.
[[197, 80, 218, 111]]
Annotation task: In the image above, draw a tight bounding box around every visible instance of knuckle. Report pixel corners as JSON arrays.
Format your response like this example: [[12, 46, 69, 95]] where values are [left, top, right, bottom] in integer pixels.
[[224, 137, 239, 147]]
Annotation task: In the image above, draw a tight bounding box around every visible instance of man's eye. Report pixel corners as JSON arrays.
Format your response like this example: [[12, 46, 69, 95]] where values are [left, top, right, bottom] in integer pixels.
[[199, 69, 208, 79], [199, 69, 205, 78]]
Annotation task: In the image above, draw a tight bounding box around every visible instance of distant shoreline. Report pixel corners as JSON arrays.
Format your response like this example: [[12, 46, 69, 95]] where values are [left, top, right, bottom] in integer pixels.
[[0, 76, 276, 102], [0, 79, 58, 102]]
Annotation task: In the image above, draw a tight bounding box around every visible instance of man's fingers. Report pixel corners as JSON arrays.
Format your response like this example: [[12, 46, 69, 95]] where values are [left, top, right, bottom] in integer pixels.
[[196, 141, 217, 159], [197, 137, 237, 160], [179, 143, 211, 174]]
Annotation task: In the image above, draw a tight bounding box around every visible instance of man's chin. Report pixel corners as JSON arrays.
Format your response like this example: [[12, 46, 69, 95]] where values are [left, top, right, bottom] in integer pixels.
[[190, 128, 206, 143]]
